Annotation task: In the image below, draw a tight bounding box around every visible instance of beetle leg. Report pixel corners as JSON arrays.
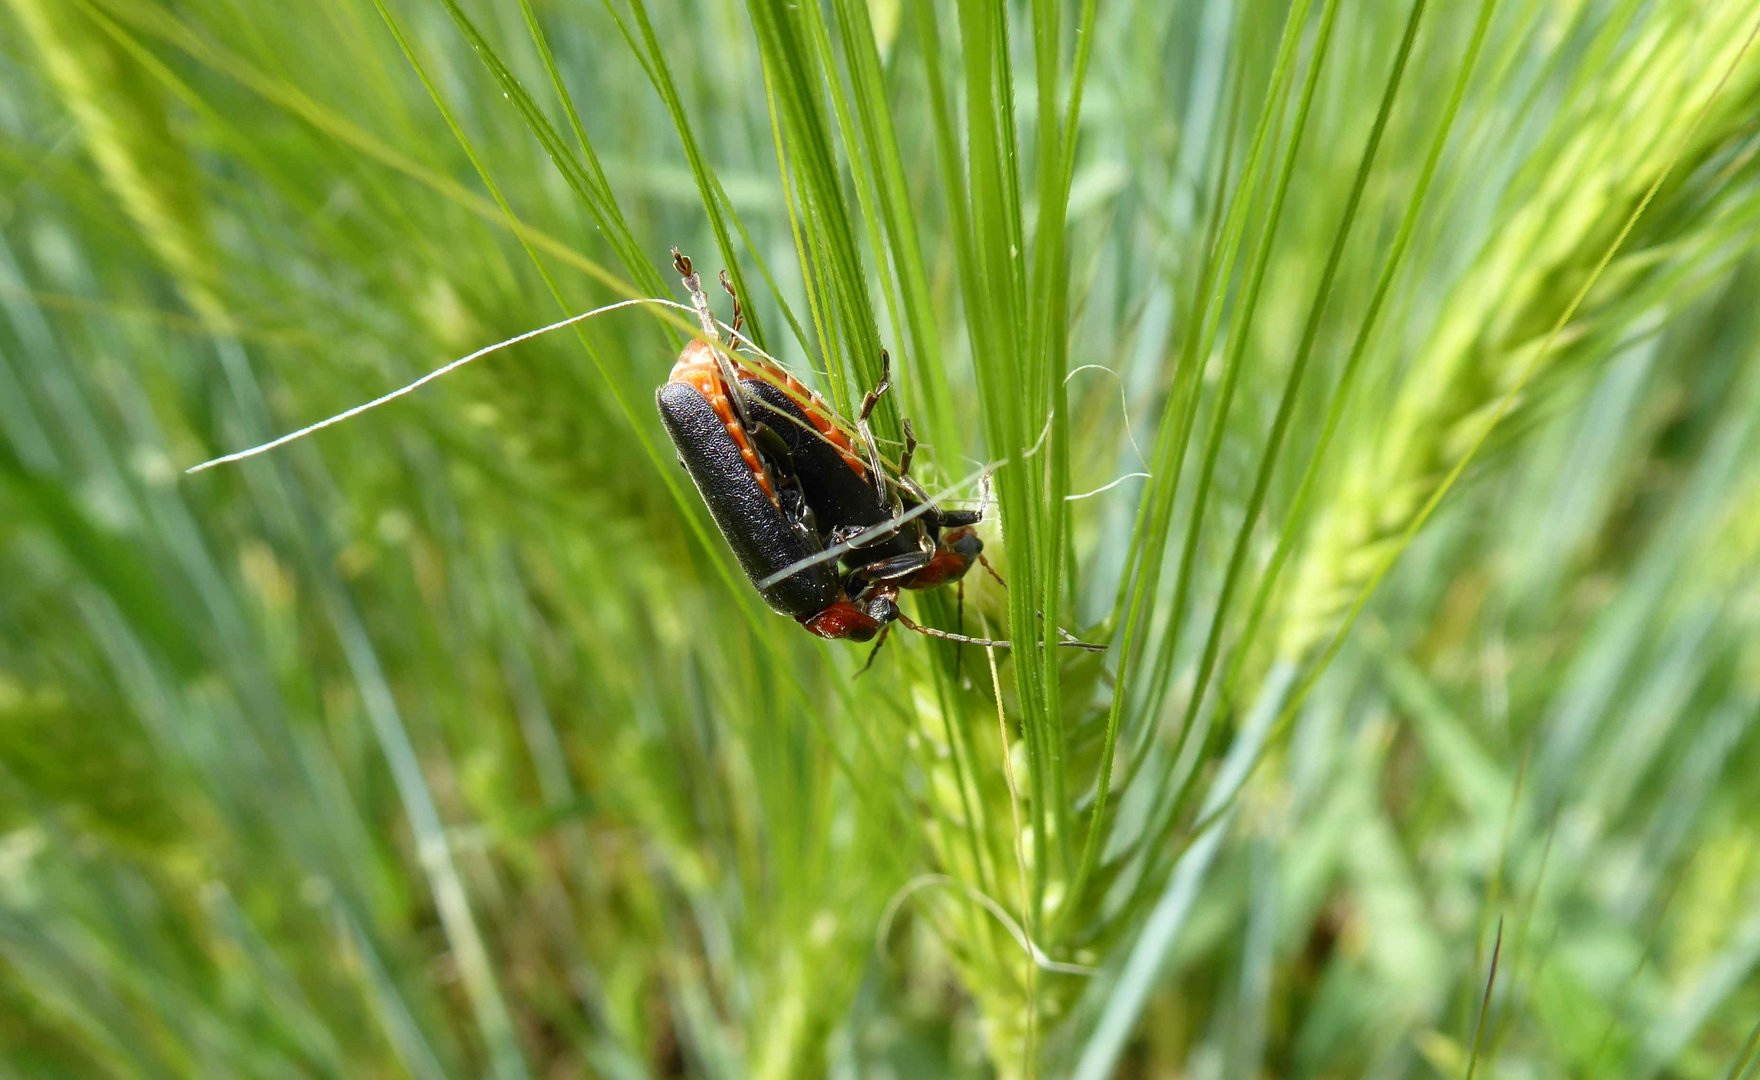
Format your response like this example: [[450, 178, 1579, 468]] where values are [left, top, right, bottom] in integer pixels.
[[827, 522, 863, 546], [752, 421, 821, 542], [718, 269, 745, 349], [896, 473, 980, 537], [857, 349, 893, 421], [899, 417, 916, 480], [829, 520, 899, 550], [857, 350, 896, 508], [847, 548, 936, 588], [750, 421, 795, 476], [778, 485, 819, 546], [856, 624, 892, 676]]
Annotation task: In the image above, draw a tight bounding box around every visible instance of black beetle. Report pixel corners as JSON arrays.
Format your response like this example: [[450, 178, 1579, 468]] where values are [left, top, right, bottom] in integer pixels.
[[655, 250, 1002, 648]]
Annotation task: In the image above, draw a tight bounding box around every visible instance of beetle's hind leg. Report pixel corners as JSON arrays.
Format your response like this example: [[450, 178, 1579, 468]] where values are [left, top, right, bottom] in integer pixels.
[[935, 507, 984, 530], [751, 420, 821, 542], [857, 350, 898, 509], [828, 519, 907, 552], [857, 349, 894, 419], [718, 270, 745, 349], [845, 548, 936, 588]]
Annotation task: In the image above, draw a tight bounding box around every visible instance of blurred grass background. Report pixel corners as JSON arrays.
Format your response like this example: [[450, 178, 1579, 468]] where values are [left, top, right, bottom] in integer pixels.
[[2, 0, 1760, 1076]]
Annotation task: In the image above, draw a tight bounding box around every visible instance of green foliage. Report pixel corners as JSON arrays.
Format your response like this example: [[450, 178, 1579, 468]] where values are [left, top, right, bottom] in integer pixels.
[[2, 0, 1759, 1076]]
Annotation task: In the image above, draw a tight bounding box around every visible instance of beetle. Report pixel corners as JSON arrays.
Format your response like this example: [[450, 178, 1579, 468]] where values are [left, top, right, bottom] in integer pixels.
[[655, 249, 1017, 650]]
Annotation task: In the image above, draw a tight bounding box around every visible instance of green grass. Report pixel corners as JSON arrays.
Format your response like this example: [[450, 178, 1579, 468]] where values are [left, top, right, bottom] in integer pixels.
[[3, 0, 1760, 1076]]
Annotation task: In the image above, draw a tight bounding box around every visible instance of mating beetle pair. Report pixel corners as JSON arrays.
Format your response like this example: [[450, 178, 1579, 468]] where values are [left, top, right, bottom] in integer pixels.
[[184, 244, 1086, 659], [656, 250, 1016, 653]]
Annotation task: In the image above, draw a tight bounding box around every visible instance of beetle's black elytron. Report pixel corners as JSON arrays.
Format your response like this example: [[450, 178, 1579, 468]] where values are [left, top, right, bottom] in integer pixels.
[[655, 250, 998, 646]]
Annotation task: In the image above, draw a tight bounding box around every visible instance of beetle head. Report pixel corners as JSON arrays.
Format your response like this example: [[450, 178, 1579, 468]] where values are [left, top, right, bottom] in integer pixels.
[[795, 585, 905, 642], [900, 525, 983, 591]]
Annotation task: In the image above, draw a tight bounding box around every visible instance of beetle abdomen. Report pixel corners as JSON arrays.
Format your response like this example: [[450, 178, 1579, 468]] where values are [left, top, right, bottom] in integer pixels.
[[656, 381, 841, 618]]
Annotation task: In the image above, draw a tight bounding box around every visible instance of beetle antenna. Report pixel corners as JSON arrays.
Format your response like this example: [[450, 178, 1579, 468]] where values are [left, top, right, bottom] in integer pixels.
[[899, 612, 1105, 653], [1057, 634, 1109, 653], [185, 295, 696, 474], [895, 612, 1013, 649], [954, 578, 965, 685], [973, 554, 1107, 652]]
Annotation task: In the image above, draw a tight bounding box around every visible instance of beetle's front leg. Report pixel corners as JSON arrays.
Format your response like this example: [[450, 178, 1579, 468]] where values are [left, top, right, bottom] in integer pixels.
[[934, 508, 983, 529], [857, 350, 898, 510], [828, 508, 938, 559], [846, 548, 936, 591], [828, 520, 899, 551]]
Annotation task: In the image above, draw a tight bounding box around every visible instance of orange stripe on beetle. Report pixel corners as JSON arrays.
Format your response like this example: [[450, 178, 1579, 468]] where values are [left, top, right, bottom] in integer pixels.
[[669, 338, 870, 483], [668, 339, 775, 499], [745, 357, 869, 477]]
